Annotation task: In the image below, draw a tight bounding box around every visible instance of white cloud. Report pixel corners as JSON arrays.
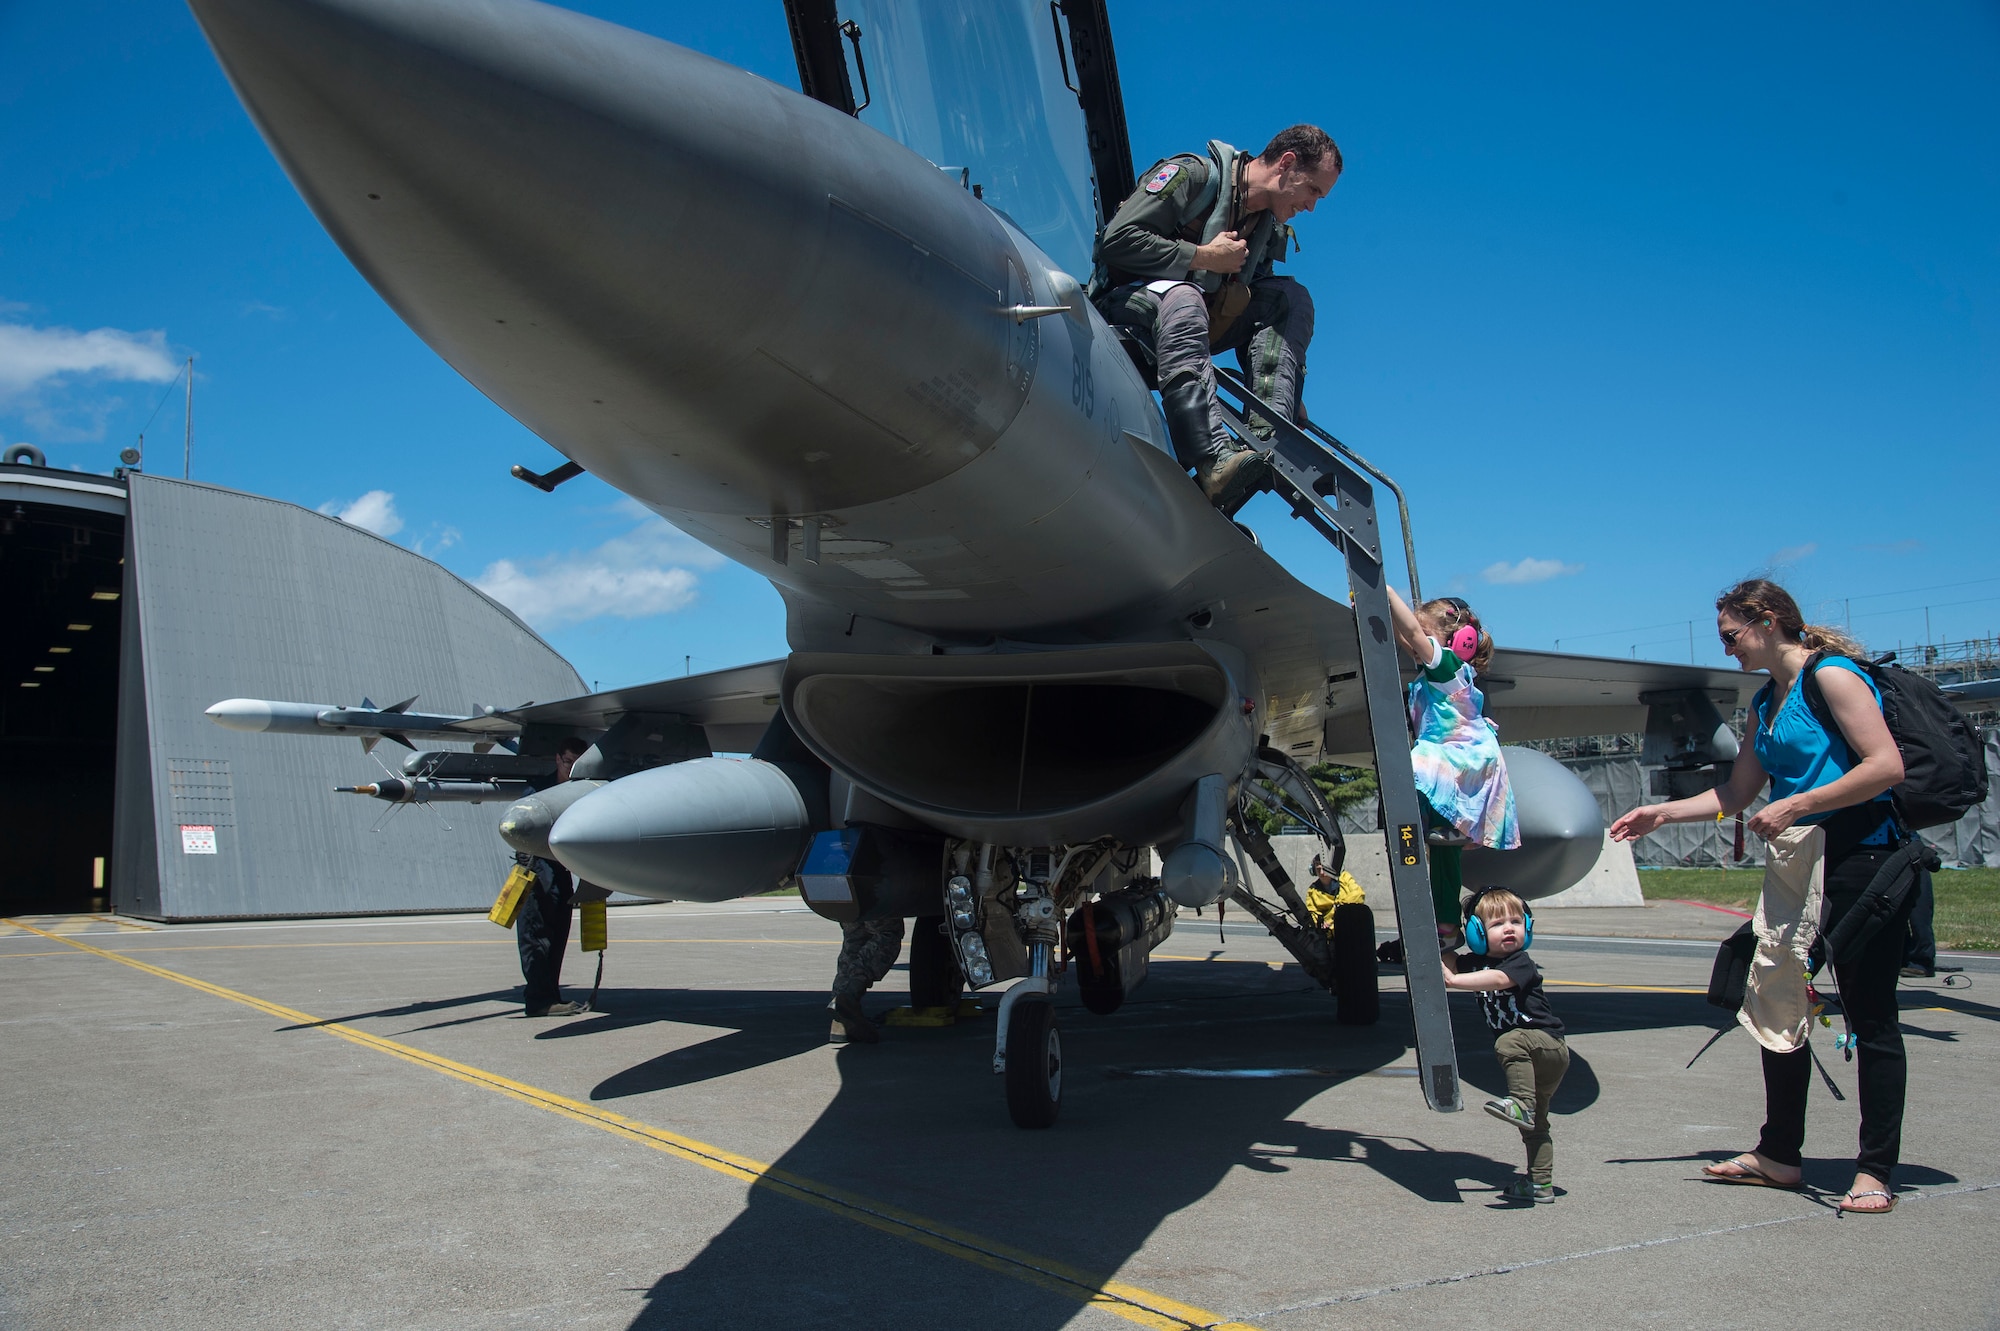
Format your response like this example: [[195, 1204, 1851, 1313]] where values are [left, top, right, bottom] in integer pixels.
[[1768, 542, 1817, 565], [318, 489, 404, 537], [1481, 556, 1584, 585], [0, 318, 180, 399], [476, 558, 698, 626], [473, 508, 719, 628], [413, 524, 461, 556]]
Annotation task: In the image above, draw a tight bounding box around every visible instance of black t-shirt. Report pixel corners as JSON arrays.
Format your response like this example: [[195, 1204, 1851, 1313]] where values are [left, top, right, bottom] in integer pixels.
[[1466, 949, 1564, 1036]]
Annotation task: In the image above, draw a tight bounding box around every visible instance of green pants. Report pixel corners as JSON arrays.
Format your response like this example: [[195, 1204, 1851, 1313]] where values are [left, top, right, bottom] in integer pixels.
[[1495, 1028, 1569, 1185], [1420, 796, 1461, 925], [1429, 844, 1461, 925]]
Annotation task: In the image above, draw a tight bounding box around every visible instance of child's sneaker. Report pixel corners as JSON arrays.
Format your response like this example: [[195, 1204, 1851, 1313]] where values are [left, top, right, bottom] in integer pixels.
[[1483, 1096, 1534, 1129], [1501, 1177, 1555, 1204]]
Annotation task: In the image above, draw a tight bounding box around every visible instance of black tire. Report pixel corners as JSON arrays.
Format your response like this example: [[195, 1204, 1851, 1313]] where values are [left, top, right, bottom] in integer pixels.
[[1332, 902, 1381, 1026], [1004, 994, 1062, 1129], [908, 915, 962, 1009]]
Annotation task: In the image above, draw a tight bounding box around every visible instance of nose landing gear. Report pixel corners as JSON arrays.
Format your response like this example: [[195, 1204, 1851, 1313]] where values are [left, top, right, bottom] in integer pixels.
[[1002, 991, 1062, 1129]]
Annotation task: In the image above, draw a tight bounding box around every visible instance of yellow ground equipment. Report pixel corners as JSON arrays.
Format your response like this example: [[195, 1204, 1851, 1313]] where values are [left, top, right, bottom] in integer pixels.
[[1305, 870, 1366, 932], [488, 863, 535, 928], [579, 898, 608, 952]]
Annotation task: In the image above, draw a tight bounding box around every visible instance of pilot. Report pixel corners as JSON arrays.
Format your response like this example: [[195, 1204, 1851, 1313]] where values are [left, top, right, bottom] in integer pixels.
[[1089, 125, 1342, 510], [515, 736, 592, 1017], [828, 917, 904, 1045]]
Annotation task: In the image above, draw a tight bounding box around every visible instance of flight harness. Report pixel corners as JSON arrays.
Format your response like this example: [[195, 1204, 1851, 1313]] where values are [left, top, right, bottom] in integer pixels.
[[1091, 140, 1290, 348]]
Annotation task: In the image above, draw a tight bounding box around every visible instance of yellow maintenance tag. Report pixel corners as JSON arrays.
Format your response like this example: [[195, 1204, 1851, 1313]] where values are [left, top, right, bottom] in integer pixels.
[[489, 864, 535, 929], [579, 898, 608, 952]]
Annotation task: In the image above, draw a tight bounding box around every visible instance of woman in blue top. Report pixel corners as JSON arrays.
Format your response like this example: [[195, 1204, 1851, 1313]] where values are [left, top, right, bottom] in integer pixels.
[[1611, 579, 1907, 1214]]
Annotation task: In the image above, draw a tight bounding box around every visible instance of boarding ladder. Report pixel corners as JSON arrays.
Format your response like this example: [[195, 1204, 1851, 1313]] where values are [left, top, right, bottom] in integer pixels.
[[1213, 365, 1459, 1112], [1115, 327, 1461, 1113]]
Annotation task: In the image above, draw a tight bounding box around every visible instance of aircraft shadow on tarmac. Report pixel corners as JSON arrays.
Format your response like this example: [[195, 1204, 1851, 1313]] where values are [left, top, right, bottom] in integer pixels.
[[530, 961, 1772, 1329]]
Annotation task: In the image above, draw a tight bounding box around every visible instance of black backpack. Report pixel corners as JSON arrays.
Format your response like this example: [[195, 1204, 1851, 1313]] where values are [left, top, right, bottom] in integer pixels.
[[1798, 651, 1989, 830]]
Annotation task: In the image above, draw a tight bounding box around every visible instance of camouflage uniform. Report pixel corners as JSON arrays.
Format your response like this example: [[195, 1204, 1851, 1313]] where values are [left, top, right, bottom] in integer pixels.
[[828, 916, 904, 1044]]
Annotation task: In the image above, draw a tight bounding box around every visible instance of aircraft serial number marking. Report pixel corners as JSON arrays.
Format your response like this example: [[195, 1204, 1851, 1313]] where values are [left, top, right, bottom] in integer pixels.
[[1071, 353, 1094, 417]]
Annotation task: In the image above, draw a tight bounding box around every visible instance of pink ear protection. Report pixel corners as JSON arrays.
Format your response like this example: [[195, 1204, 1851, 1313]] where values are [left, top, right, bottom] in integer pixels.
[[1434, 596, 1479, 663]]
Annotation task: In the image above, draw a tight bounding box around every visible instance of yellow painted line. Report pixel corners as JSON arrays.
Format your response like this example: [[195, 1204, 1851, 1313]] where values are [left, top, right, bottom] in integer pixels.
[[5, 918, 1256, 1331], [1154, 957, 1706, 996], [1, 937, 845, 959], [1546, 980, 1704, 995]]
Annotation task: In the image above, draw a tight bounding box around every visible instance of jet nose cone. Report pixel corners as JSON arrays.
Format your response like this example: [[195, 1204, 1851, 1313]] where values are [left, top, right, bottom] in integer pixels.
[[187, 0, 1024, 516], [548, 759, 813, 902]]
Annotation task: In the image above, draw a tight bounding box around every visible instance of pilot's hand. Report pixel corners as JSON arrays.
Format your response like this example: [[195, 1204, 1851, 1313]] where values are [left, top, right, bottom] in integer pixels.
[[1747, 796, 1807, 840], [1609, 805, 1668, 841], [1193, 231, 1248, 274]]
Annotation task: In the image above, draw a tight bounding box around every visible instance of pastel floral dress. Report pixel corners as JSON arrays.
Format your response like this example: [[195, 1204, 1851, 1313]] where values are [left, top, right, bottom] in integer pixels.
[[1407, 648, 1520, 850]]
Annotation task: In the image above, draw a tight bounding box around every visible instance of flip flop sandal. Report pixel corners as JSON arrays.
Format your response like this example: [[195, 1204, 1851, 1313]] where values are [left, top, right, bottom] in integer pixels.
[[1700, 1157, 1801, 1189], [1837, 1190, 1896, 1214]]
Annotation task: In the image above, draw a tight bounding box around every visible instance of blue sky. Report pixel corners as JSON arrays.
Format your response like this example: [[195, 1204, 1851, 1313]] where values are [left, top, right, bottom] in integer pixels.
[[3, 1, 1995, 689]]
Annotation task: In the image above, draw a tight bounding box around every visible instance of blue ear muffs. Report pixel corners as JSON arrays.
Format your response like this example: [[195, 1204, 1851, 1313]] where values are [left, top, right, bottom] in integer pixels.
[[1464, 890, 1532, 956]]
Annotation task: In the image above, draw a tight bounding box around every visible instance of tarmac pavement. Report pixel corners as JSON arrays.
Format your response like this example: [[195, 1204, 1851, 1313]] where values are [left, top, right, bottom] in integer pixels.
[[2, 902, 1995, 1329]]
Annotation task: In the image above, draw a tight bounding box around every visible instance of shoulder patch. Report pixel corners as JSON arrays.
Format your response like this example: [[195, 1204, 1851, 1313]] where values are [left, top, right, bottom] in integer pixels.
[[1143, 163, 1183, 195]]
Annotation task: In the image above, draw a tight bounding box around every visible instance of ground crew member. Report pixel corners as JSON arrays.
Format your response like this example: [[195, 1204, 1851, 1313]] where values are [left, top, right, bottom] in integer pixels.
[[1090, 125, 1342, 509], [516, 736, 590, 1017], [827, 917, 904, 1045]]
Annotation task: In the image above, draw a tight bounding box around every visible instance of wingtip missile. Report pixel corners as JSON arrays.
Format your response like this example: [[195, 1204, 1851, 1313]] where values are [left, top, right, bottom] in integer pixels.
[[207, 696, 520, 742], [207, 698, 325, 734]]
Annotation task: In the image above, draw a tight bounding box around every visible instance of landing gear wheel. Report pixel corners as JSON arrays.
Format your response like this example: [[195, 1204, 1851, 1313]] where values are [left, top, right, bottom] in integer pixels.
[[908, 914, 962, 1009], [1332, 902, 1381, 1026], [1004, 994, 1062, 1129]]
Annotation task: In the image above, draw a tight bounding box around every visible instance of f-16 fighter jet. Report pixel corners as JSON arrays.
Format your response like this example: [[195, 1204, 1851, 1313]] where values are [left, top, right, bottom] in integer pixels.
[[194, 0, 1756, 1126]]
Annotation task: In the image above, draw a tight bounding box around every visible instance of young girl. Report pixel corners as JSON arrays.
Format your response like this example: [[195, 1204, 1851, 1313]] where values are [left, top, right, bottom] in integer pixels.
[[1387, 586, 1520, 939]]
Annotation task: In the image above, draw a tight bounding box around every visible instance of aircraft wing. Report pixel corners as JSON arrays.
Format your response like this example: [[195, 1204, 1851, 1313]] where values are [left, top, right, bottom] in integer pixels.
[[1481, 648, 1755, 742], [503, 659, 786, 754], [1944, 678, 2000, 711], [1321, 647, 1756, 765]]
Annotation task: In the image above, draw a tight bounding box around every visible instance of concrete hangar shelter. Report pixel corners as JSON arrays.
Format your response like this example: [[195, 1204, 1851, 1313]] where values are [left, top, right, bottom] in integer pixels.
[[1, 459, 584, 921]]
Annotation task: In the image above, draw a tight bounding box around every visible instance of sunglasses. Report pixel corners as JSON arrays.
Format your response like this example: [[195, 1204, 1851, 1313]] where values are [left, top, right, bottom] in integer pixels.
[[1719, 619, 1768, 647]]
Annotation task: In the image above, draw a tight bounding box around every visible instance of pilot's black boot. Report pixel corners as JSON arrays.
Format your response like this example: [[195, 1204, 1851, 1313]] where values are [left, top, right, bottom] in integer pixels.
[[1159, 378, 1222, 474], [1162, 378, 1264, 510]]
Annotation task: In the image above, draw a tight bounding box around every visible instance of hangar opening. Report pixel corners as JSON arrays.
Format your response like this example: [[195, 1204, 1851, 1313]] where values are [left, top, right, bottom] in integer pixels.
[[2, 459, 587, 922], [0, 464, 128, 915]]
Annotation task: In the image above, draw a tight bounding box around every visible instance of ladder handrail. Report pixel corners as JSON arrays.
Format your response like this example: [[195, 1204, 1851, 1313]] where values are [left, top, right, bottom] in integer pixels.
[[1211, 365, 1422, 605], [1204, 367, 1461, 1114]]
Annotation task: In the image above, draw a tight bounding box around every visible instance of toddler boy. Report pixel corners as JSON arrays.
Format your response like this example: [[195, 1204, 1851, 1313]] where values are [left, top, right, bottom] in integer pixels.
[[1442, 888, 1569, 1203]]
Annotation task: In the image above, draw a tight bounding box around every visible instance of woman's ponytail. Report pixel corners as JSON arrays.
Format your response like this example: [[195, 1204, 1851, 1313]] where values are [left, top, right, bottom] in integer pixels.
[[1800, 622, 1866, 660]]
